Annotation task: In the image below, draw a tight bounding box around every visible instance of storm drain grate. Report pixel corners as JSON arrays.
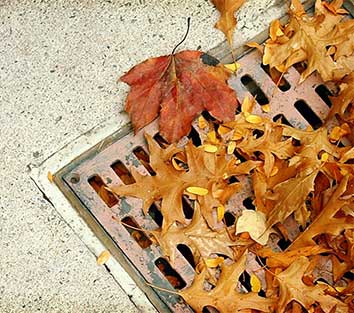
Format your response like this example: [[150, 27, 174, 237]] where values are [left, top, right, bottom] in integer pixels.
[[53, 3, 353, 312]]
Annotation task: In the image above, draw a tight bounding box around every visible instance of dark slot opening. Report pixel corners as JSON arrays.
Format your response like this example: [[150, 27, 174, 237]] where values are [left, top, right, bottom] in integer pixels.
[[224, 212, 236, 226], [188, 127, 202, 146], [315, 84, 333, 108], [344, 271, 354, 280], [233, 150, 247, 162], [227, 176, 239, 184], [148, 203, 163, 227], [277, 238, 292, 250], [202, 306, 220, 313], [153, 133, 169, 148], [255, 255, 267, 268], [293, 62, 307, 74], [260, 64, 291, 92], [121, 216, 152, 249], [243, 197, 256, 210], [239, 271, 252, 292], [253, 129, 265, 138], [111, 160, 135, 185], [294, 100, 323, 129], [182, 197, 194, 219], [177, 244, 196, 268], [258, 289, 266, 297], [240, 75, 269, 105], [155, 258, 186, 289], [88, 175, 118, 208], [273, 113, 293, 126], [201, 110, 216, 121], [132, 147, 156, 176]]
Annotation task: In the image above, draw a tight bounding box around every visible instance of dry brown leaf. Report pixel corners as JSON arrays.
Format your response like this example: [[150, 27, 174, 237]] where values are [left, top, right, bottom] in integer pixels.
[[263, 0, 354, 82], [289, 175, 354, 250], [179, 252, 274, 312], [211, 0, 246, 45], [276, 256, 349, 312], [151, 203, 234, 265]]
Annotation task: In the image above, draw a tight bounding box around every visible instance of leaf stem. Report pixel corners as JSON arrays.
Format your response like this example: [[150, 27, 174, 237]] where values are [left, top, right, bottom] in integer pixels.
[[145, 282, 180, 295], [172, 17, 191, 55]]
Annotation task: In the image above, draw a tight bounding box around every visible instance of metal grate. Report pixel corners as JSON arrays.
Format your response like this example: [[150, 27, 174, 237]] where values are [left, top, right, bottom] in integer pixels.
[[53, 3, 354, 312]]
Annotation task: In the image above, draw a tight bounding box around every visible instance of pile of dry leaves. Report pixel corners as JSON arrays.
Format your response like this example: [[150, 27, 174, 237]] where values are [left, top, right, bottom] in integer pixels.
[[113, 0, 354, 312]]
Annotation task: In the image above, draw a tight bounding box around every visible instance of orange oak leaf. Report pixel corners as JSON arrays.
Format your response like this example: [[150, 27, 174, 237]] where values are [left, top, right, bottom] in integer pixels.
[[276, 256, 349, 313], [289, 175, 354, 250], [120, 50, 238, 143], [179, 252, 274, 312], [112, 134, 243, 233], [211, 0, 246, 45], [152, 203, 234, 266]]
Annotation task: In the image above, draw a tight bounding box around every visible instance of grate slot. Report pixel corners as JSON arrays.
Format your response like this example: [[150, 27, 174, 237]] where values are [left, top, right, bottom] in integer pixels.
[[188, 127, 202, 146], [132, 147, 156, 176], [155, 258, 187, 290], [315, 84, 333, 108], [88, 175, 118, 208], [121, 216, 152, 249], [177, 244, 196, 268], [294, 99, 323, 129], [260, 64, 291, 92], [148, 203, 163, 227], [240, 74, 269, 105], [273, 113, 293, 126], [153, 133, 169, 148], [223, 212, 236, 226], [239, 271, 252, 292], [182, 197, 194, 219], [111, 160, 135, 185], [243, 197, 255, 210]]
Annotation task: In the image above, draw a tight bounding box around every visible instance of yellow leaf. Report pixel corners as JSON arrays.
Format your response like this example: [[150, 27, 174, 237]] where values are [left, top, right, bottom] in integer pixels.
[[198, 115, 208, 129], [217, 205, 225, 222], [186, 186, 208, 196], [207, 130, 218, 144], [47, 171, 54, 183], [97, 250, 111, 265], [224, 62, 241, 72], [261, 104, 270, 113], [205, 256, 224, 268], [242, 95, 255, 114], [218, 125, 232, 135], [321, 152, 329, 162], [227, 141, 236, 155], [250, 274, 262, 292], [245, 114, 263, 124], [203, 144, 218, 153], [232, 131, 243, 140], [172, 158, 185, 171]]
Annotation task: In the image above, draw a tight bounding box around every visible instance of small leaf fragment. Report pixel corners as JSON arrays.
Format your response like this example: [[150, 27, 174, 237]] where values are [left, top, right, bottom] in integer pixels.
[[186, 186, 209, 196], [205, 256, 224, 268], [203, 144, 218, 153], [227, 141, 236, 154], [250, 274, 262, 292], [97, 250, 111, 265], [245, 114, 263, 124], [172, 158, 185, 171], [198, 115, 208, 129], [224, 62, 241, 72], [47, 171, 54, 183], [261, 104, 271, 113], [217, 205, 225, 222]]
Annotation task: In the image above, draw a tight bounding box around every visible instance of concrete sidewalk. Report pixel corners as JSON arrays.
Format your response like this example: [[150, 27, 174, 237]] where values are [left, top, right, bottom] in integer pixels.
[[0, 1, 287, 312]]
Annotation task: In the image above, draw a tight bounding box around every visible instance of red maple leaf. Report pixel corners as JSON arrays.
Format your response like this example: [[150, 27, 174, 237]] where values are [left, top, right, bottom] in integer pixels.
[[120, 50, 238, 142]]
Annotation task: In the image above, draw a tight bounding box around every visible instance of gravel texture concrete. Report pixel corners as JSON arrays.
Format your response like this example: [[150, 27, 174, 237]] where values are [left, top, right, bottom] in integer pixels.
[[0, 1, 288, 312]]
